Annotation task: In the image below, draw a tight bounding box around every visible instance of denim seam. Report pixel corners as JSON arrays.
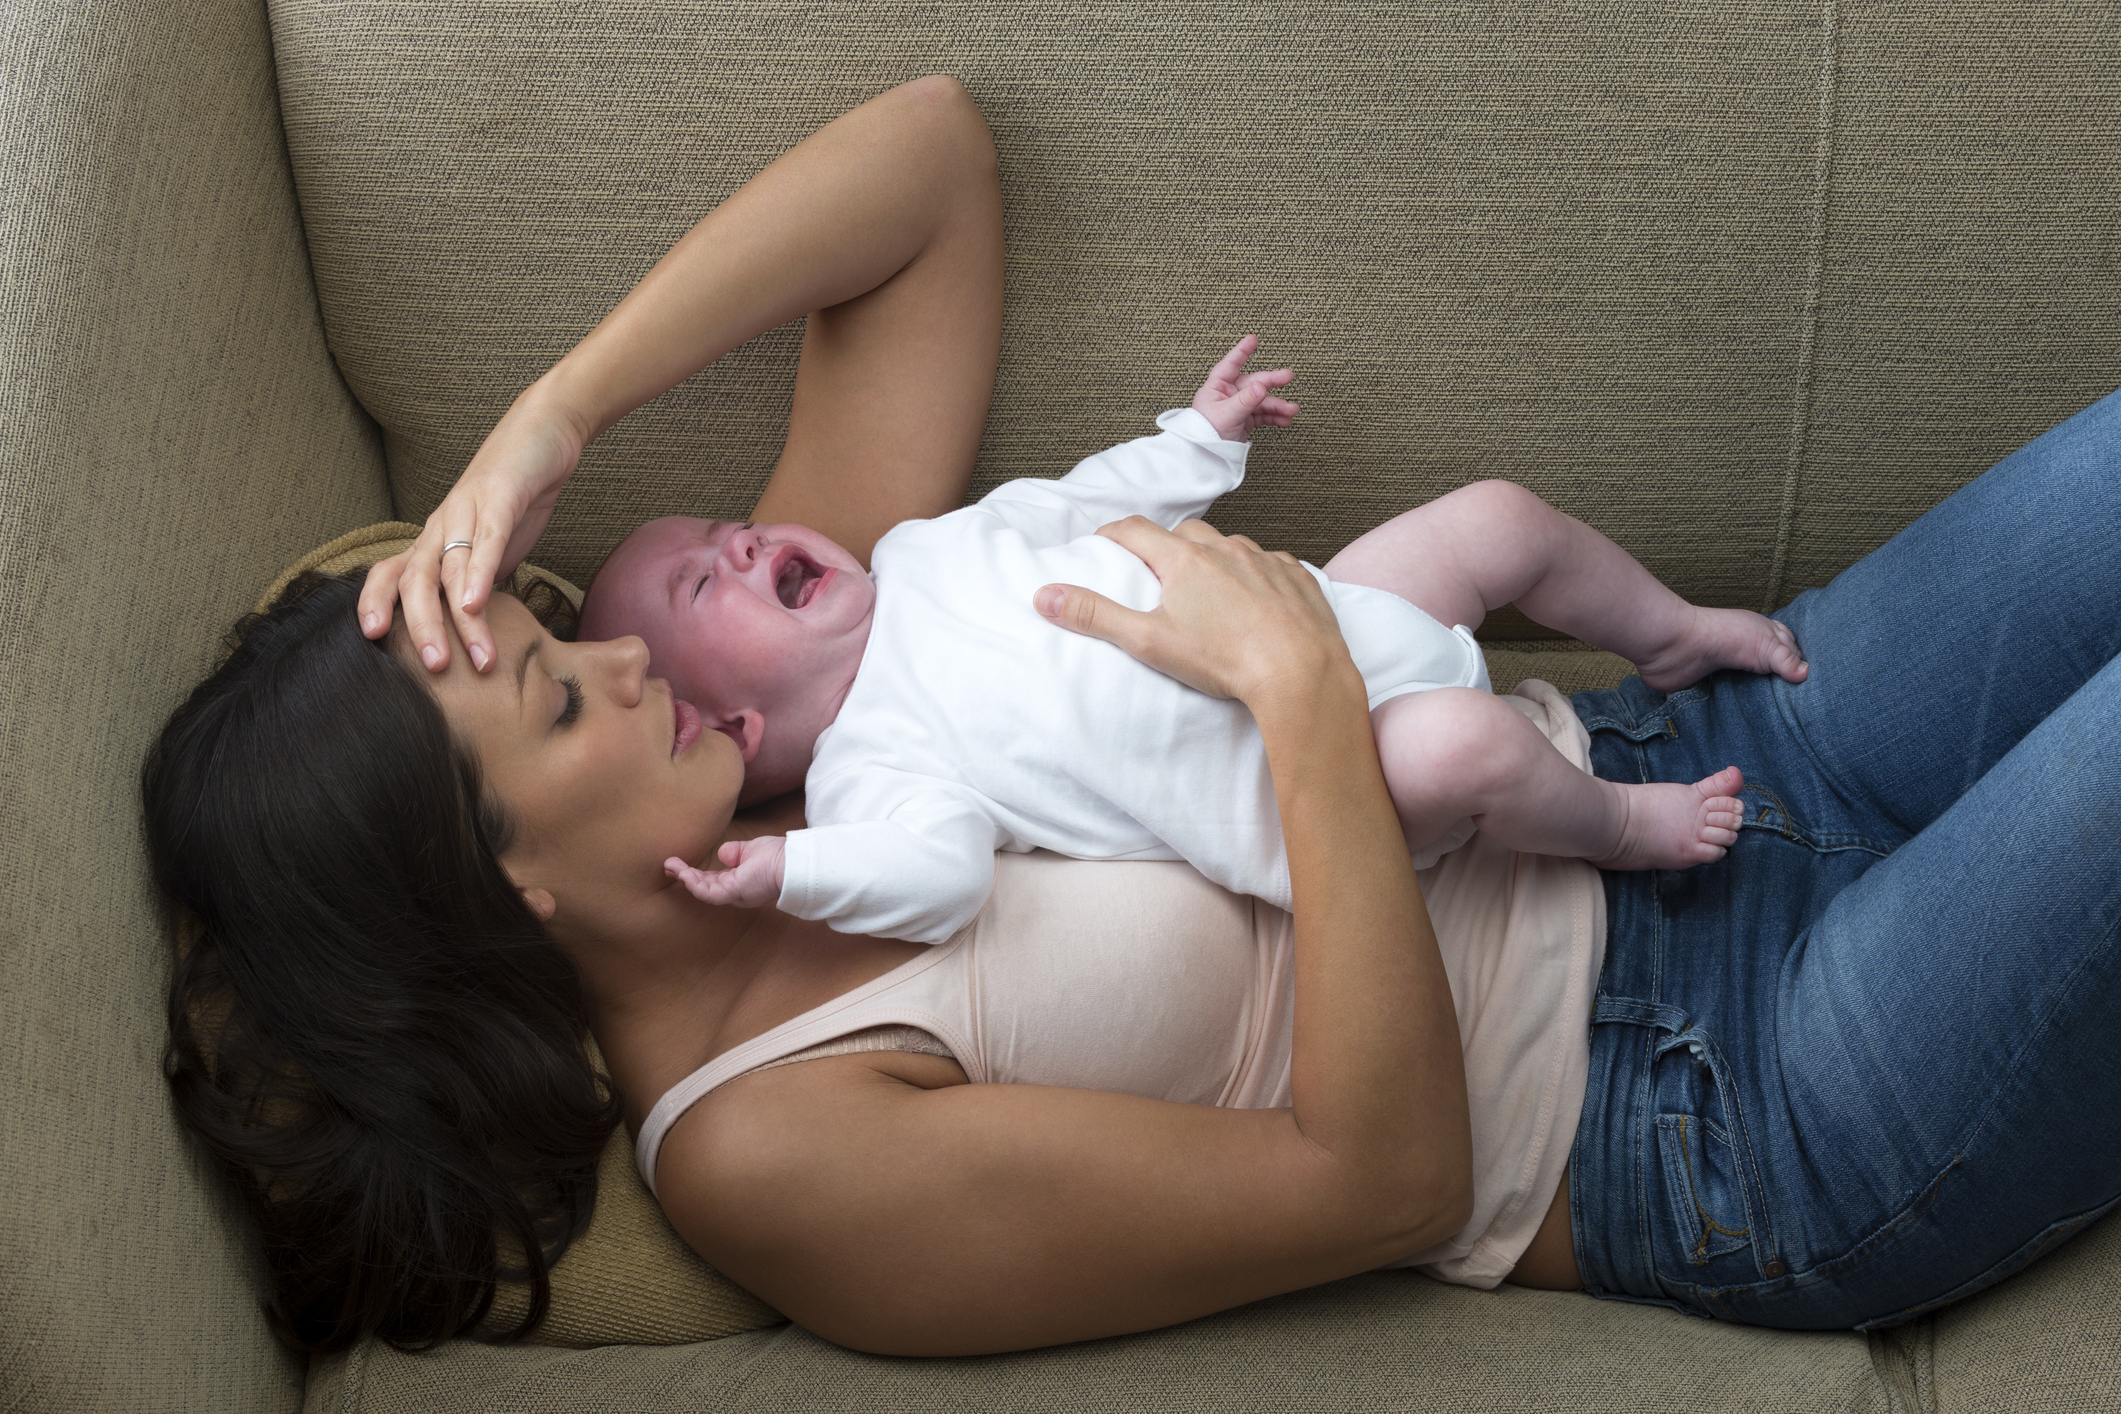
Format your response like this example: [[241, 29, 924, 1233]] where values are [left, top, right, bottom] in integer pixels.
[[1737, 780, 1895, 858], [1867, 1191, 2121, 1329], [1762, 668, 1916, 846]]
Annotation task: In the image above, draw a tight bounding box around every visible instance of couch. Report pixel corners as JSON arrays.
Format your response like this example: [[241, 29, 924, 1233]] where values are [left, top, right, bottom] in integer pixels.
[[5, 0, 2118, 1409]]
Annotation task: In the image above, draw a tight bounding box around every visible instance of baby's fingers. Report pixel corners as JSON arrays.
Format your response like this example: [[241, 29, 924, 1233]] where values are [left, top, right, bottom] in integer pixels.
[[1205, 334, 1259, 386], [666, 856, 754, 908]]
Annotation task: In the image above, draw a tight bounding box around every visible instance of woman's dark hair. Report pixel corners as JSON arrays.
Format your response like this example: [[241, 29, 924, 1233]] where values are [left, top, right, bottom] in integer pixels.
[[141, 569, 621, 1354]]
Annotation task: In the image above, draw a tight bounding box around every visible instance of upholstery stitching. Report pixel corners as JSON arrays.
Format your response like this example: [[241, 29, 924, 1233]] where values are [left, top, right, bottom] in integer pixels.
[[1767, 0, 1840, 614]]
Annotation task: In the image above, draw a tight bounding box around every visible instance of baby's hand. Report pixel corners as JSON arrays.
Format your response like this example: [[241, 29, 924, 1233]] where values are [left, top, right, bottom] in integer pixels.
[[1192, 335, 1298, 443], [666, 835, 788, 910]]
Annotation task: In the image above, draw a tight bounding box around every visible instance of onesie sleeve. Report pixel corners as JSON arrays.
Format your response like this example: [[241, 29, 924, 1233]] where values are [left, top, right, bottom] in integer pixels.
[[778, 784, 1004, 945], [975, 407, 1251, 544]]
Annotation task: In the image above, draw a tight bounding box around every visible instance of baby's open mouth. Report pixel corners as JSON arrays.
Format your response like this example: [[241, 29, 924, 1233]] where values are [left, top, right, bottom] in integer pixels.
[[775, 549, 825, 609]]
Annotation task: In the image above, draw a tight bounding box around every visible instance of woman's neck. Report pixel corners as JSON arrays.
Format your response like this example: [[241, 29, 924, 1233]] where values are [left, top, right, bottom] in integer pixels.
[[565, 791, 929, 1129]]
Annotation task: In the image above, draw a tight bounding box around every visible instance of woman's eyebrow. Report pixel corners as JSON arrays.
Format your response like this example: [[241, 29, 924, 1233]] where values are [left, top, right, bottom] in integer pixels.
[[515, 641, 540, 706]]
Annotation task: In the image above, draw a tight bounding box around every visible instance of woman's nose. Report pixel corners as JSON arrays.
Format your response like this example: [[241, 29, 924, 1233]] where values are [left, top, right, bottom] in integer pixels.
[[596, 636, 650, 705]]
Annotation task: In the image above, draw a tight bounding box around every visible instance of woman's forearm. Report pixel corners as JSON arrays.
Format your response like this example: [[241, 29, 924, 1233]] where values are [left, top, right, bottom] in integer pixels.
[[527, 76, 996, 453], [1254, 664, 1474, 1249], [1035, 519, 1474, 1258]]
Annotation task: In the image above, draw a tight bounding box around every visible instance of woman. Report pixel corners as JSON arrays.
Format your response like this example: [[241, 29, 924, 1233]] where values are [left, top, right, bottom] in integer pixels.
[[145, 76, 2121, 1356]]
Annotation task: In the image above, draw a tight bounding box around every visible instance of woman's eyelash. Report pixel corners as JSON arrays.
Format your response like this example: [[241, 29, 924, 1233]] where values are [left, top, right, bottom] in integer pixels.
[[557, 675, 585, 728]]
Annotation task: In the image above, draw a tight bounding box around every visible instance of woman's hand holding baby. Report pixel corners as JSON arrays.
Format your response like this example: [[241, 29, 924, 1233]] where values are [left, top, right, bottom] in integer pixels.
[[359, 385, 590, 673], [667, 834, 788, 910], [1192, 335, 1298, 443], [1034, 517, 1354, 714]]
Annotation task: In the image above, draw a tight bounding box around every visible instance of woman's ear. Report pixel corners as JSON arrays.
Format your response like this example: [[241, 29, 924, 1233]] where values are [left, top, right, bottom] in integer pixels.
[[499, 853, 559, 923], [519, 886, 558, 923], [710, 708, 767, 763]]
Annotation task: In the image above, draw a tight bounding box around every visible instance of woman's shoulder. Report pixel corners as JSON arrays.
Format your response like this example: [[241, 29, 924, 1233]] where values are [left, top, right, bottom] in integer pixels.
[[650, 1047, 968, 1241]]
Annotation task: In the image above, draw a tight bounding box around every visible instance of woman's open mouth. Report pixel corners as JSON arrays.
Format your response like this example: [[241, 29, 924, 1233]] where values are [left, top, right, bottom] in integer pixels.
[[774, 548, 827, 609]]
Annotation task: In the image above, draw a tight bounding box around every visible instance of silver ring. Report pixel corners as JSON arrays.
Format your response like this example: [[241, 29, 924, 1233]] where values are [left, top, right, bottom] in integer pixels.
[[440, 540, 473, 555]]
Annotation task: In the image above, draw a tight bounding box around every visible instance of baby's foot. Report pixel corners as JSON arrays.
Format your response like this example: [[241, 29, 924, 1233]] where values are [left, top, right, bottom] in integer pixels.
[[1591, 767, 1745, 870], [1636, 608, 1808, 692]]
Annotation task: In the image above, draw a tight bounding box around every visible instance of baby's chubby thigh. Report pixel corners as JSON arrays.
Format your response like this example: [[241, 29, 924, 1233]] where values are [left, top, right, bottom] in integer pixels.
[[1369, 687, 1538, 831]]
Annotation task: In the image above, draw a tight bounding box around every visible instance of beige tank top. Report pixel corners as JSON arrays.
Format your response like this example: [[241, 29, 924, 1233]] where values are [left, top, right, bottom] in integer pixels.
[[637, 681, 1605, 1290]]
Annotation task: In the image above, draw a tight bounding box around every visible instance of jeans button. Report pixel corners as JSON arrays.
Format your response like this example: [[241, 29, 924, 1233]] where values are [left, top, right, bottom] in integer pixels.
[[1764, 1260, 1788, 1277]]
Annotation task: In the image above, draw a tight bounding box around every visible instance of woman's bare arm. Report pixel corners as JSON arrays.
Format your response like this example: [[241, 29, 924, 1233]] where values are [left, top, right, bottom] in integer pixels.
[[655, 522, 1473, 1355], [362, 74, 1001, 671]]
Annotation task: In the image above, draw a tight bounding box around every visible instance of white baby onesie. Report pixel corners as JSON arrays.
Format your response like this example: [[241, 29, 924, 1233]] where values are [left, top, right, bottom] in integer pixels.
[[777, 408, 1491, 944]]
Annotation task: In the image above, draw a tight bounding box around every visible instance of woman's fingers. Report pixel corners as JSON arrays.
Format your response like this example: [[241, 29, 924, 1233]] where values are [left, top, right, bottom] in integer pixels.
[[357, 552, 409, 638], [396, 528, 461, 670], [1034, 581, 1156, 657], [1050, 516, 1351, 704], [443, 525, 504, 673]]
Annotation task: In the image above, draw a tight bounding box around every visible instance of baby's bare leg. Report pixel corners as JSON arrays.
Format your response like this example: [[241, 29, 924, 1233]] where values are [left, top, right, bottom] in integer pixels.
[[1326, 481, 1807, 691], [1374, 688, 1745, 869]]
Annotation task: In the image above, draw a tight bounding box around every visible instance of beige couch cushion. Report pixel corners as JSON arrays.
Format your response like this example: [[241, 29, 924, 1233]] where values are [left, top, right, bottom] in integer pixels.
[[309, 1272, 1892, 1414], [266, 0, 2119, 624]]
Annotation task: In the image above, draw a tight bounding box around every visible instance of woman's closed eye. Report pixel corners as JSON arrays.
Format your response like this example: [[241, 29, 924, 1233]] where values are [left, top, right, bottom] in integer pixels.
[[556, 674, 585, 728]]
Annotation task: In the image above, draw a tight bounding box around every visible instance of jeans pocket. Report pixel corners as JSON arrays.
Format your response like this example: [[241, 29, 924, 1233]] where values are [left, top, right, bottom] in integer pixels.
[[1648, 1029, 1779, 1288], [1656, 1112, 1753, 1265]]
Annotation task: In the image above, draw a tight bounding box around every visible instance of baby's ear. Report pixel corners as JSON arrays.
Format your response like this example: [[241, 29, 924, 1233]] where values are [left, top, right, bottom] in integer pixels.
[[711, 708, 767, 762]]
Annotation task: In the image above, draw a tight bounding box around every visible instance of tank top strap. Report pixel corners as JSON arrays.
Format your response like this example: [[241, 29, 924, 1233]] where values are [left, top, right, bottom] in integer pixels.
[[634, 934, 977, 1199]]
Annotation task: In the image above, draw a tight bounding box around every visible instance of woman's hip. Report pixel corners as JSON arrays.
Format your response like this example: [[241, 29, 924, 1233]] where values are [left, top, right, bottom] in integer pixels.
[[1564, 666, 2121, 1329]]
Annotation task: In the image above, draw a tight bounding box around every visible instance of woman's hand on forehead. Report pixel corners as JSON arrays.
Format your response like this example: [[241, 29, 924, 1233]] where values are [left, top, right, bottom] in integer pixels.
[[360, 391, 587, 673]]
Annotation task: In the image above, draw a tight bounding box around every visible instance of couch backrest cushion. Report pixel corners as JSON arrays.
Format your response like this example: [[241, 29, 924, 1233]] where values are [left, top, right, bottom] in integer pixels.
[[267, 1, 2121, 624], [0, 0, 394, 1411]]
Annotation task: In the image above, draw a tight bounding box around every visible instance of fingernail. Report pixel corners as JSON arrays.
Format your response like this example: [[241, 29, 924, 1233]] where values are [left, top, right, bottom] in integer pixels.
[[1034, 587, 1065, 619], [469, 644, 488, 671], [463, 590, 477, 609], [361, 612, 378, 634], [421, 644, 442, 669]]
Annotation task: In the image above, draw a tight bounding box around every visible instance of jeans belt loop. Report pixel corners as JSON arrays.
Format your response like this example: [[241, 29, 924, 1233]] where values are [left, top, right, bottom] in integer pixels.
[[1591, 995, 1691, 1033]]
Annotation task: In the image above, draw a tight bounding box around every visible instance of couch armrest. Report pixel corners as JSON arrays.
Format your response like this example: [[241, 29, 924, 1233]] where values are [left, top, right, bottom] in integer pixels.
[[0, 1, 390, 1410]]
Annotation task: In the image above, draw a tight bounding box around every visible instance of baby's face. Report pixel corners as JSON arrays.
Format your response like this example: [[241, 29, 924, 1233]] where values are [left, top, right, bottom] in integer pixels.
[[579, 516, 875, 725]]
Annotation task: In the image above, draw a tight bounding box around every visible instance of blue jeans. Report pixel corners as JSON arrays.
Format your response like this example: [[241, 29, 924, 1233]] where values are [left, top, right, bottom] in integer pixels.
[[1566, 386, 2121, 1329]]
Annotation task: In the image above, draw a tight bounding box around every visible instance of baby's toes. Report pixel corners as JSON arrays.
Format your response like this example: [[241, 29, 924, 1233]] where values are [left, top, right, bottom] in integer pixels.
[[1702, 796, 1744, 833], [1693, 765, 1745, 799], [1767, 621, 1810, 682]]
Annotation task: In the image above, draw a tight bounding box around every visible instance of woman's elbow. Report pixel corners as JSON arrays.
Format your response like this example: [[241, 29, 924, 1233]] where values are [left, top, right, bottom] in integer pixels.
[[1374, 1156, 1477, 1259], [894, 74, 998, 177]]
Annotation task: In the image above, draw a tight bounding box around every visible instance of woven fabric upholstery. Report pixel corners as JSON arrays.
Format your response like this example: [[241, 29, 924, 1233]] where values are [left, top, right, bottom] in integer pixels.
[[1787, 2, 2121, 597], [1930, 1211, 2121, 1413], [0, 0, 391, 1410], [264, 0, 2115, 623], [8, 0, 2117, 1409], [307, 1271, 1889, 1414]]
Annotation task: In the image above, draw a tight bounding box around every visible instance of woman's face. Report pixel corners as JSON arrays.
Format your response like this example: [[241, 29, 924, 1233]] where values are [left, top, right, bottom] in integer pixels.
[[418, 593, 746, 937]]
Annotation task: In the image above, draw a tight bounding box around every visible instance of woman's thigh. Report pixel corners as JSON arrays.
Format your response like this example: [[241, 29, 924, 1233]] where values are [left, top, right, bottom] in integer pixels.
[[1770, 385, 2121, 840], [1570, 649, 2121, 1329]]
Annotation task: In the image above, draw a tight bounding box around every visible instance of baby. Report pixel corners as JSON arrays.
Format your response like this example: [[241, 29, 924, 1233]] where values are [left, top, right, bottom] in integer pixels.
[[580, 337, 1806, 943]]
